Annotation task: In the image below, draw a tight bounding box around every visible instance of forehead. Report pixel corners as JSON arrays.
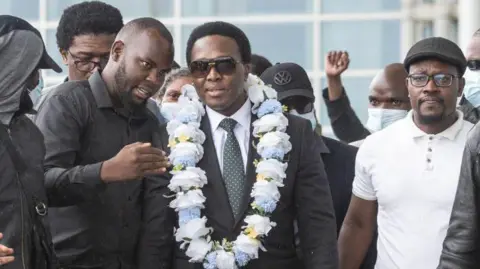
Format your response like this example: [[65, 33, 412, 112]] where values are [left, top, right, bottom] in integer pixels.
[[466, 37, 480, 60], [70, 34, 115, 54], [128, 30, 172, 64], [409, 59, 457, 74], [370, 82, 408, 99], [190, 35, 241, 61]]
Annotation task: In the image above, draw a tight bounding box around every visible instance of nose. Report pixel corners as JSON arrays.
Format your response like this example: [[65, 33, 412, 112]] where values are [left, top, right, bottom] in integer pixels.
[[146, 69, 163, 87], [206, 66, 221, 82]]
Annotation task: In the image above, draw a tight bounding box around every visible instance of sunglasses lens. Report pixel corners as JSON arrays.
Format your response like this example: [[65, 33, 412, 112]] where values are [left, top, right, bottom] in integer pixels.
[[215, 59, 237, 75], [190, 61, 209, 77]]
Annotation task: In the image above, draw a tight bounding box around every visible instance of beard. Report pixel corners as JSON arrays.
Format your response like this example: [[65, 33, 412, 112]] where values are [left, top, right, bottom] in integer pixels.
[[416, 98, 446, 124], [114, 61, 142, 112]]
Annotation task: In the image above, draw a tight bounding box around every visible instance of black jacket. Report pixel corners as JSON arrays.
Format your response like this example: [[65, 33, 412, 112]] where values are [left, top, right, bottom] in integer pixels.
[[318, 135, 376, 269], [437, 122, 480, 268]]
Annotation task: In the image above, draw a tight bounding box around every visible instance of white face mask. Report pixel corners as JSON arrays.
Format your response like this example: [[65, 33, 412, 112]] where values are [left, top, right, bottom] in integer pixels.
[[463, 69, 480, 107], [160, 102, 181, 122], [365, 108, 408, 132], [28, 74, 44, 104], [290, 109, 317, 130]]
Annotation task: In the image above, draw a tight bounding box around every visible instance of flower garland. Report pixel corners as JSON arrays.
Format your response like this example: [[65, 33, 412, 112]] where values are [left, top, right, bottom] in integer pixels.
[[166, 75, 292, 269]]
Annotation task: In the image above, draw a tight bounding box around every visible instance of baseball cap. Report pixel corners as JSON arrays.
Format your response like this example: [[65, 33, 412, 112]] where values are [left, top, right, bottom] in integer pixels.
[[403, 37, 466, 76], [0, 15, 62, 73], [260, 62, 314, 101]]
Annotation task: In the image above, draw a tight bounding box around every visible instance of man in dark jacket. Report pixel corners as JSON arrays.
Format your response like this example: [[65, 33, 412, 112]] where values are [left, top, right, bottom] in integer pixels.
[[0, 15, 62, 268], [261, 62, 376, 269]]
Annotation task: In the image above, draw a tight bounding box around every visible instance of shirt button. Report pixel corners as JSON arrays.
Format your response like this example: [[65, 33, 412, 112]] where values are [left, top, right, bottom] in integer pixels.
[[428, 148, 432, 152], [429, 136, 434, 140], [127, 196, 132, 201], [427, 158, 431, 163]]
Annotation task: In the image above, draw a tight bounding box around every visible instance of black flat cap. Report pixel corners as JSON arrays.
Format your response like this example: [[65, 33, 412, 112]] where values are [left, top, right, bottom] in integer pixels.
[[0, 15, 62, 73], [404, 37, 466, 76]]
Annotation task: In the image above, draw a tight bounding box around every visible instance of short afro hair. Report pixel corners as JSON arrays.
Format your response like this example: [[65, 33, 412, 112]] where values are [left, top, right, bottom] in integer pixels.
[[186, 21, 251, 64], [56, 1, 123, 51], [251, 54, 272, 76]]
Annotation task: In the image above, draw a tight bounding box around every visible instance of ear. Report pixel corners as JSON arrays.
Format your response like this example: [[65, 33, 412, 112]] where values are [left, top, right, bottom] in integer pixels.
[[111, 40, 125, 62], [60, 49, 68, 65], [458, 77, 465, 97], [243, 63, 252, 80]]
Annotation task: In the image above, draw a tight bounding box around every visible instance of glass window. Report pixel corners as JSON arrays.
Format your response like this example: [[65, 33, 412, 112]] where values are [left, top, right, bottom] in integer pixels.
[[182, 0, 313, 17], [45, 29, 66, 77], [320, 20, 401, 70], [181, 23, 314, 70], [47, 0, 173, 21], [0, 0, 39, 21], [319, 76, 373, 125], [321, 0, 400, 13]]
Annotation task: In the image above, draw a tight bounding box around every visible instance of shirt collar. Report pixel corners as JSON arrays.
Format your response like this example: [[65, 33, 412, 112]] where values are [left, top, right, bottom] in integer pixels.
[[405, 109, 465, 140], [88, 71, 113, 108], [206, 99, 252, 132]]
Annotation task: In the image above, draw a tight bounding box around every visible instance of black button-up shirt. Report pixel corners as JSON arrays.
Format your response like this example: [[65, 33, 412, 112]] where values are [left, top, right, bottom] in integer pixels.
[[34, 71, 172, 269]]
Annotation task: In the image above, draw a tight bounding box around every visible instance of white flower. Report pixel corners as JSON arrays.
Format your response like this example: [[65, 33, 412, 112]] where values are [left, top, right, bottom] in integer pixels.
[[170, 189, 206, 210], [175, 217, 211, 243], [234, 234, 261, 258], [169, 142, 204, 163], [168, 168, 208, 192], [181, 84, 199, 100], [248, 84, 278, 112], [256, 159, 287, 184], [170, 124, 206, 144], [246, 73, 265, 88], [257, 131, 292, 154], [251, 180, 281, 202], [186, 238, 212, 262], [244, 215, 276, 236], [216, 250, 237, 269], [252, 113, 288, 136]]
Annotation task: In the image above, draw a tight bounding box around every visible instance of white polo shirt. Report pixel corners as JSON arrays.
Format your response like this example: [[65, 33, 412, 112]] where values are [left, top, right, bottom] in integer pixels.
[[353, 110, 473, 269]]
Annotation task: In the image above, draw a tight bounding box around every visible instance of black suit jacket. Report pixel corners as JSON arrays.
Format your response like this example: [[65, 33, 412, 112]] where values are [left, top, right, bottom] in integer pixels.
[[140, 112, 338, 269], [318, 135, 376, 269]]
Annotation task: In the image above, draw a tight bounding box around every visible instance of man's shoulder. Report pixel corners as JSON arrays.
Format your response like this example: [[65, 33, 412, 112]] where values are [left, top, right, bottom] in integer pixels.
[[322, 136, 358, 157], [47, 80, 91, 99]]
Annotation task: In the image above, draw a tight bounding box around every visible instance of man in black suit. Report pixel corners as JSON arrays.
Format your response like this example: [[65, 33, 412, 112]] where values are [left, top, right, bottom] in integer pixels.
[[261, 62, 376, 269], [142, 21, 338, 269]]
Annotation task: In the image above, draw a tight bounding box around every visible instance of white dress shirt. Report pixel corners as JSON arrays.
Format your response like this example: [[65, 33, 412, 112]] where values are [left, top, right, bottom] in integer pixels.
[[206, 100, 251, 174], [352, 110, 473, 269]]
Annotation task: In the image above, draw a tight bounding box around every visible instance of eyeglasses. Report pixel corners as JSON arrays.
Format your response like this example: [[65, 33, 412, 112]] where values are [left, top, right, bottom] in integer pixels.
[[189, 56, 241, 78], [467, 60, 480, 71], [407, 73, 459, 87], [68, 50, 109, 72], [282, 97, 314, 114]]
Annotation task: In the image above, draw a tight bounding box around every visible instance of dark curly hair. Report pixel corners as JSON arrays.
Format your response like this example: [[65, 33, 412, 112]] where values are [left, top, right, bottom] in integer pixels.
[[186, 21, 251, 64], [56, 1, 123, 51]]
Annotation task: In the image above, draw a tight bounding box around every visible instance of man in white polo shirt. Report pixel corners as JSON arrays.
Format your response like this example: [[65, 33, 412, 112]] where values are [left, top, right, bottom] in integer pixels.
[[338, 36, 474, 269]]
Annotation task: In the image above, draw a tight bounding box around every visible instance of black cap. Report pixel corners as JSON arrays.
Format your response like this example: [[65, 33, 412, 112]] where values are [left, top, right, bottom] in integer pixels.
[[404, 37, 466, 76], [260, 62, 314, 101], [0, 15, 62, 73]]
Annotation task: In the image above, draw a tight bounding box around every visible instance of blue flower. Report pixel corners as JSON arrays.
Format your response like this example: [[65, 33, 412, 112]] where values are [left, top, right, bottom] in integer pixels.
[[203, 252, 217, 269], [254, 198, 277, 214], [260, 147, 285, 160], [234, 249, 251, 267], [176, 113, 197, 124], [172, 155, 196, 167], [178, 207, 201, 225], [257, 99, 282, 117]]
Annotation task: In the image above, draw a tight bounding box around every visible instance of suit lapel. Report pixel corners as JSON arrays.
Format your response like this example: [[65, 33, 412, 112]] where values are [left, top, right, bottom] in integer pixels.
[[234, 114, 260, 227], [198, 115, 235, 226]]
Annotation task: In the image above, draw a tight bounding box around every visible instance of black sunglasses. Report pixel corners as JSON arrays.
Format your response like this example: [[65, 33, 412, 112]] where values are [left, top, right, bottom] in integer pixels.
[[468, 60, 480, 71], [189, 56, 241, 78], [282, 97, 314, 114]]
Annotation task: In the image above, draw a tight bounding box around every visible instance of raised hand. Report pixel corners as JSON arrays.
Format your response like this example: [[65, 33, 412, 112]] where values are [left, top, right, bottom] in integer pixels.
[[325, 51, 350, 78]]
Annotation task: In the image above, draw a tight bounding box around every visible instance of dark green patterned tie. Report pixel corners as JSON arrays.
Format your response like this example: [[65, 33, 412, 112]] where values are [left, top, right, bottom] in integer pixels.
[[219, 118, 245, 218]]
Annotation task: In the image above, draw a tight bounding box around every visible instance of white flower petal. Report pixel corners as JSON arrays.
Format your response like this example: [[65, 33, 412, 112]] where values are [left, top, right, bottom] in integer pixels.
[[175, 217, 211, 242], [186, 238, 212, 262], [216, 250, 237, 269], [244, 215, 276, 236], [170, 189, 206, 210], [252, 113, 288, 136], [251, 180, 281, 202], [233, 234, 260, 258], [257, 131, 292, 155]]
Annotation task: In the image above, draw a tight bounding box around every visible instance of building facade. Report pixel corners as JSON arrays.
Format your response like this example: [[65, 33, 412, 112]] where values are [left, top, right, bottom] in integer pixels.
[[1, 0, 471, 137]]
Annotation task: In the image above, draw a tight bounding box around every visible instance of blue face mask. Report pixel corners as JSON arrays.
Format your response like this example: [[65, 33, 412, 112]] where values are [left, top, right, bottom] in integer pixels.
[[365, 108, 408, 132], [463, 69, 480, 108], [28, 74, 44, 104]]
